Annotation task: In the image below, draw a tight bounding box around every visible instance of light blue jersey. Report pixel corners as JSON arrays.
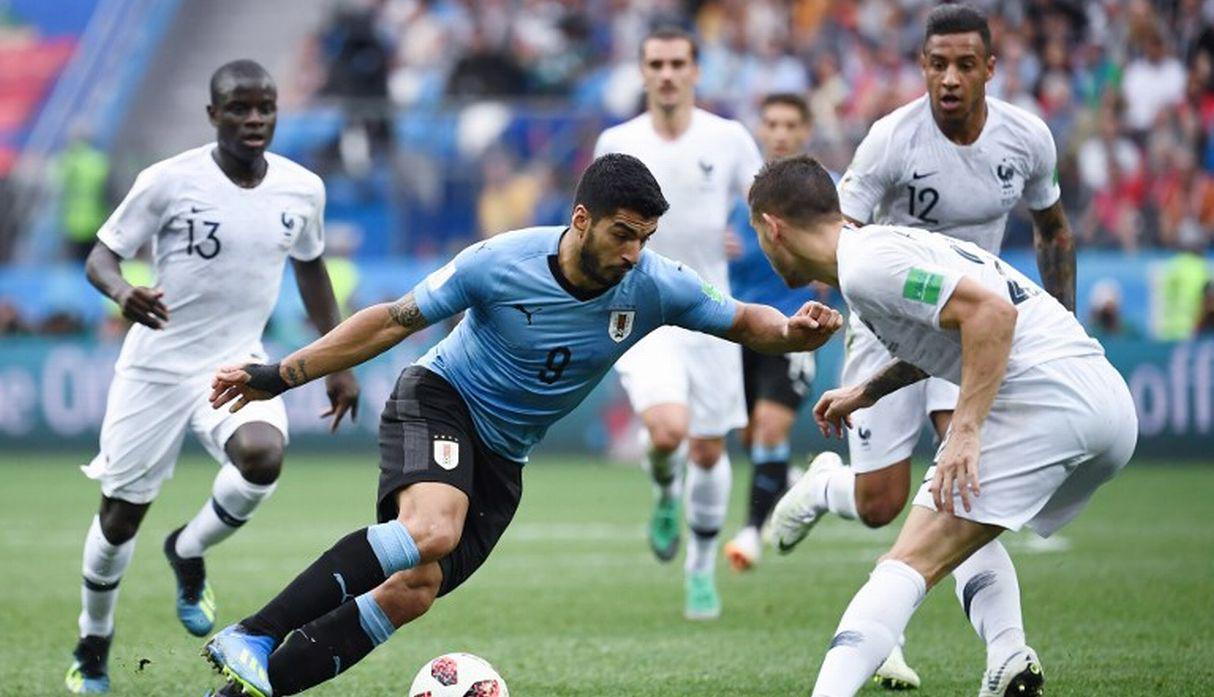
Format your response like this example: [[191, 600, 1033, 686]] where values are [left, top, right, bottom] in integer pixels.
[[412, 226, 739, 462]]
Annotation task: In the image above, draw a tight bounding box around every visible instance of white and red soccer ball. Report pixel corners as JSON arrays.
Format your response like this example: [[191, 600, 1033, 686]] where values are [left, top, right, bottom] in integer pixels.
[[409, 653, 509, 697]]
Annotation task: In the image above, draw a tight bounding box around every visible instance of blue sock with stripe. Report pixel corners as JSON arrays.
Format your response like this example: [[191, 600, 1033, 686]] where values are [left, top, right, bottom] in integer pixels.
[[267, 593, 396, 695], [242, 521, 420, 642], [748, 441, 791, 528]]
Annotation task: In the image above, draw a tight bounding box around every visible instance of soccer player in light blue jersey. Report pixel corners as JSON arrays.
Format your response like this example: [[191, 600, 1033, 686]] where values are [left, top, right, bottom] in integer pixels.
[[198, 153, 842, 697]]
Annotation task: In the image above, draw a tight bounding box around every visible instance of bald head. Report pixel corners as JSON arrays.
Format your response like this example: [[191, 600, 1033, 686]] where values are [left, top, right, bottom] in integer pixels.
[[210, 59, 275, 105]]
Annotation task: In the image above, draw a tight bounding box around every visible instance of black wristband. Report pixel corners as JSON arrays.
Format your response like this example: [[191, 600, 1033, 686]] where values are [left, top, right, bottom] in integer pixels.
[[245, 362, 291, 396]]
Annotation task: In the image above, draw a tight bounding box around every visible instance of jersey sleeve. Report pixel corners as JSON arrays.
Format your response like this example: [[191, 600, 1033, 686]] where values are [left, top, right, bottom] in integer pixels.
[[731, 122, 764, 194], [837, 118, 896, 224], [410, 240, 497, 324], [839, 233, 964, 330], [96, 165, 171, 259], [1022, 118, 1062, 211], [652, 255, 739, 335], [592, 129, 614, 158], [289, 177, 326, 261]]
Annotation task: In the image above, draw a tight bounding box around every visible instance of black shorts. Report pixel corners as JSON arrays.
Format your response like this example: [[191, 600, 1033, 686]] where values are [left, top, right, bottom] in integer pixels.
[[742, 347, 814, 413], [376, 366, 523, 597]]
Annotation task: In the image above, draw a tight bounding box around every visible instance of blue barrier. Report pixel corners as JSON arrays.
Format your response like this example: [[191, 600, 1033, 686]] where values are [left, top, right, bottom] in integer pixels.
[[0, 335, 1209, 459]]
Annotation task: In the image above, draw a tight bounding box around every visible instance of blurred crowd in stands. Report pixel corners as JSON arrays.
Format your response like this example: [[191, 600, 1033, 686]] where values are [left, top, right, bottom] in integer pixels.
[[10, 0, 1214, 341], [284, 0, 1214, 254]]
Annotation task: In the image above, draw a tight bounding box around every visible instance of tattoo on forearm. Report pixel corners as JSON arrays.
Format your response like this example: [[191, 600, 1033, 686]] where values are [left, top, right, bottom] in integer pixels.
[[284, 364, 301, 387], [388, 292, 427, 330], [1032, 203, 1076, 312], [862, 361, 929, 402]]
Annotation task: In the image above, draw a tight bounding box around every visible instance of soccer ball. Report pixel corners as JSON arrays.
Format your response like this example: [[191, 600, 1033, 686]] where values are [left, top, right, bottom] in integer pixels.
[[408, 653, 509, 697]]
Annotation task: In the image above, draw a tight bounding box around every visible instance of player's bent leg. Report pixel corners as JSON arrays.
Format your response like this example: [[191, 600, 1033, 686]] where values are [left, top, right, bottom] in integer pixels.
[[640, 403, 689, 562], [67, 497, 148, 694], [264, 565, 443, 696], [854, 461, 912, 529], [211, 480, 466, 692], [169, 424, 285, 637], [810, 506, 1002, 697], [684, 437, 728, 620], [727, 400, 796, 572]]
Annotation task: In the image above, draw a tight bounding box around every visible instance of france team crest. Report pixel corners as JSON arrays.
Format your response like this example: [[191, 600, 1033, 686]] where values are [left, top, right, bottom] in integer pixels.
[[433, 438, 460, 470], [608, 310, 635, 342]]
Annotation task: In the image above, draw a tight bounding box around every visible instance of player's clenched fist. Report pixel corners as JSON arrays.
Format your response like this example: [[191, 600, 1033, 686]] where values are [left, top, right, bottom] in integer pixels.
[[117, 286, 169, 329], [210, 363, 288, 413], [785, 300, 843, 351]]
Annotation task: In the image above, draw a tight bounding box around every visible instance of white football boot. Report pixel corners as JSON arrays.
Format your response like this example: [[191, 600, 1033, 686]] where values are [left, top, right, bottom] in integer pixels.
[[770, 451, 843, 554], [874, 643, 922, 690], [724, 526, 761, 572], [978, 647, 1044, 697]]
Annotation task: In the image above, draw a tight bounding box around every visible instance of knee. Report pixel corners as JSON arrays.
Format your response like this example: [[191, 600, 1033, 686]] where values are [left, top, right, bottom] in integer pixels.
[[98, 502, 145, 545], [688, 439, 724, 468], [230, 438, 284, 486], [855, 490, 907, 528], [648, 422, 687, 454], [397, 512, 462, 563], [375, 566, 442, 625]]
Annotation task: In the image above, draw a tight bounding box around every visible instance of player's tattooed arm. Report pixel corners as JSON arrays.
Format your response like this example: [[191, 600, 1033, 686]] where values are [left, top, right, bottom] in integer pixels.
[[861, 360, 929, 402], [388, 292, 428, 330], [1030, 200, 1076, 313]]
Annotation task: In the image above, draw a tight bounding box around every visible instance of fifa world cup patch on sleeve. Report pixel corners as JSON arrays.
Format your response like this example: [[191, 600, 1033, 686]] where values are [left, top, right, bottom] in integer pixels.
[[902, 268, 943, 305]]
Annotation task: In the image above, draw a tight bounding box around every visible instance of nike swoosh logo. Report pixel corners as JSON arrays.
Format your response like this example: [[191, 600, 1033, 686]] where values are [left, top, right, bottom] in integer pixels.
[[911, 171, 935, 180], [190, 205, 214, 214]]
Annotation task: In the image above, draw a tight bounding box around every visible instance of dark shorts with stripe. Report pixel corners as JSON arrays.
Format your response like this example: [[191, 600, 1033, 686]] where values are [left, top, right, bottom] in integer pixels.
[[376, 366, 523, 597], [742, 347, 813, 413]]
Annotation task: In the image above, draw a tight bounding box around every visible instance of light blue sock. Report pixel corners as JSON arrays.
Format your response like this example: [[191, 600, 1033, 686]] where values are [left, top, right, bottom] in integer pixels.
[[354, 592, 396, 646], [365, 520, 420, 576]]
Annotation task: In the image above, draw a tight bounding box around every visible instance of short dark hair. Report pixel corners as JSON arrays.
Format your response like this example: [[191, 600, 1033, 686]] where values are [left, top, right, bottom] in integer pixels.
[[761, 93, 812, 125], [641, 26, 699, 63], [575, 154, 670, 221], [923, 4, 992, 58], [748, 155, 840, 226], [210, 59, 274, 105]]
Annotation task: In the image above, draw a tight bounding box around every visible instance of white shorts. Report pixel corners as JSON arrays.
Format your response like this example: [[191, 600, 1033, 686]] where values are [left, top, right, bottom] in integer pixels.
[[913, 356, 1137, 537], [842, 318, 960, 473], [82, 373, 289, 504], [615, 326, 747, 438]]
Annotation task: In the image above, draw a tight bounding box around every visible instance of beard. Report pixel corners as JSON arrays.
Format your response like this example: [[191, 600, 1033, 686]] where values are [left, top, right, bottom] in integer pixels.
[[579, 244, 627, 287]]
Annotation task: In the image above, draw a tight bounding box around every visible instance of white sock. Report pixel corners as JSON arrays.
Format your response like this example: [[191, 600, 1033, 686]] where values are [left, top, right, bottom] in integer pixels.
[[79, 515, 136, 638], [645, 440, 687, 500], [684, 452, 731, 575], [953, 539, 1026, 670], [812, 560, 927, 697], [175, 464, 277, 558], [812, 464, 858, 520]]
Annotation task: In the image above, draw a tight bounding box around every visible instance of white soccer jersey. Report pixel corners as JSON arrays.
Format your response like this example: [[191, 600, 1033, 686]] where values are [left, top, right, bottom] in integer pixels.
[[593, 108, 763, 292], [98, 145, 325, 382], [836, 225, 1101, 386], [838, 95, 1060, 256]]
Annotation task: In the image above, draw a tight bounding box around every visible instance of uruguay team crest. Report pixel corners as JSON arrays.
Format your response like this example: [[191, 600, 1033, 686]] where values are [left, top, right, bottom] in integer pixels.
[[433, 438, 460, 470], [608, 310, 635, 343]]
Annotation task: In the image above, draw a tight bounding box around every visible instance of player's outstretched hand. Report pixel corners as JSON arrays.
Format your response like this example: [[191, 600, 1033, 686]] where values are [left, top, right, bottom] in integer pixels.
[[786, 301, 844, 351], [812, 385, 874, 439], [322, 370, 360, 433], [117, 286, 169, 329], [929, 428, 981, 515], [210, 364, 276, 413]]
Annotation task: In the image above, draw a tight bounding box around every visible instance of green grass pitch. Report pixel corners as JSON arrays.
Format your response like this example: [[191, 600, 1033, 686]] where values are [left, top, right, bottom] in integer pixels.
[[2, 452, 1212, 696]]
